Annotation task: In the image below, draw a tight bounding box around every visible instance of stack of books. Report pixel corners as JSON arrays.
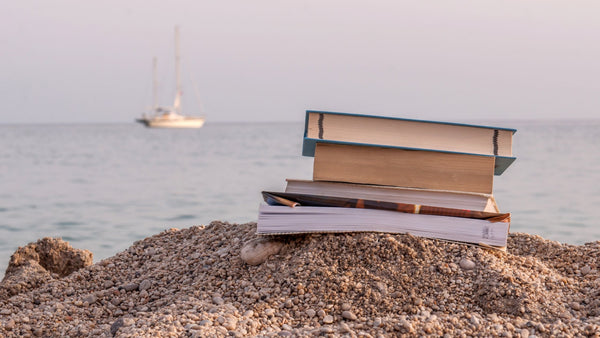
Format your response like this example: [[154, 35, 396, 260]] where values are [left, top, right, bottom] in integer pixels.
[[257, 110, 517, 249]]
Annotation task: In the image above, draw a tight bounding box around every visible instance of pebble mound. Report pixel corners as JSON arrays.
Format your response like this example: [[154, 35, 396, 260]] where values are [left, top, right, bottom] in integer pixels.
[[1, 221, 599, 337]]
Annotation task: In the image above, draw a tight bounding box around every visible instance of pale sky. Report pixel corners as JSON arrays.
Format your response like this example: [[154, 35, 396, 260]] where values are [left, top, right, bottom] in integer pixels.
[[2, 1, 599, 123]]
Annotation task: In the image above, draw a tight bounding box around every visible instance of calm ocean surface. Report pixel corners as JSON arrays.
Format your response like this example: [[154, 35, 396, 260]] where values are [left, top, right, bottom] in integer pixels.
[[1, 120, 599, 276]]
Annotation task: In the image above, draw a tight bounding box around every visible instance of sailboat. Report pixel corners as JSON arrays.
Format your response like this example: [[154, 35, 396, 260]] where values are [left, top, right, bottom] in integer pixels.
[[136, 26, 205, 128]]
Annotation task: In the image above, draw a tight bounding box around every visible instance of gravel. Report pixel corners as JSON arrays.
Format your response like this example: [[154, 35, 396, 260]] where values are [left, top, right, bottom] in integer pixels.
[[1, 220, 599, 337]]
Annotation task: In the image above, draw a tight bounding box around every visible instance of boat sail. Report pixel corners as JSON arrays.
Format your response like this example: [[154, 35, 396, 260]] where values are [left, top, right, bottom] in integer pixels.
[[136, 26, 205, 128]]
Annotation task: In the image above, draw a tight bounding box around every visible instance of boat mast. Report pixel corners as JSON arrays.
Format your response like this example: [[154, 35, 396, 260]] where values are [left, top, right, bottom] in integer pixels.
[[152, 57, 158, 110], [173, 26, 182, 114]]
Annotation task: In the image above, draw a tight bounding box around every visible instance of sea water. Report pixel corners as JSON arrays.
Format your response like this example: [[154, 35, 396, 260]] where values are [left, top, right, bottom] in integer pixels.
[[1, 120, 599, 277]]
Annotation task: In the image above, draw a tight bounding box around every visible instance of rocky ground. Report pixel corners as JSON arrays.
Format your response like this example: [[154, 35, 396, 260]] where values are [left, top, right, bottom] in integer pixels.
[[1, 221, 599, 337]]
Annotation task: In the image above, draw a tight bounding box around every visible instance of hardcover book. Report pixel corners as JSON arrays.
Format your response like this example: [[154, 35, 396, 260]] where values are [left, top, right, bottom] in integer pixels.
[[312, 142, 496, 194], [302, 110, 517, 175]]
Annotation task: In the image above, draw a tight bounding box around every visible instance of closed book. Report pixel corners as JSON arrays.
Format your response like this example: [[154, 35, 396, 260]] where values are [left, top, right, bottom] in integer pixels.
[[302, 110, 517, 175], [284, 179, 500, 213], [257, 204, 510, 248], [262, 191, 509, 220], [313, 142, 495, 194]]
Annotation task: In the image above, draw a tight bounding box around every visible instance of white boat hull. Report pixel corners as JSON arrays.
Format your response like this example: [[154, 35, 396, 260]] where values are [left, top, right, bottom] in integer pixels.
[[144, 117, 205, 128]]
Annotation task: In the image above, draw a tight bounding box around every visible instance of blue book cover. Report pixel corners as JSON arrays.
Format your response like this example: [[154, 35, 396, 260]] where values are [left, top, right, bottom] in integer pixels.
[[302, 110, 517, 176]]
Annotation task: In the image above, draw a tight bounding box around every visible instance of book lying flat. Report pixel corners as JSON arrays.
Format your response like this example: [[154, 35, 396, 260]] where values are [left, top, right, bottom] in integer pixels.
[[257, 204, 510, 248], [262, 191, 510, 221], [285, 179, 500, 212], [302, 110, 516, 175], [313, 142, 495, 194]]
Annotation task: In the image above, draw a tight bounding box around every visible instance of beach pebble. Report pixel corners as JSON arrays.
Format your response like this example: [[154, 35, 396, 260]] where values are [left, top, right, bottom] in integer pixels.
[[212, 296, 224, 306], [139, 279, 152, 291], [339, 322, 352, 333], [342, 311, 357, 320], [459, 258, 476, 270], [323, 315, 334, 324], [4, 319, 15, 330], [320, 326, 334, 334], [373, 317, 383, 327], [398, 319, 414, 333], [82, 294, 97, 305], [240, 238, 284, 266], [581, 265, 592, 275], [121, 283, 139, 292], [110, 318, 125, 335], [222, 319, 237, 330]]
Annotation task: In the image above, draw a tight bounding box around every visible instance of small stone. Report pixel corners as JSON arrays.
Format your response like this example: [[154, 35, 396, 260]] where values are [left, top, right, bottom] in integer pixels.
[[373, 317, 383, 327], [4, 319, 15, 330], [323, 315, 334, 324], [122, 283, 139, 292], [264, 308, 275, 316], [223, 319, 237, 330], [341, 303, 352, 311], [399, 319, 414, 333], [83, 294, 97, 304], [212, 296, 224, 305], [139, 279, 152, 291], [122, 317, 135, 326], [581, 265, 592, 275], [110, 318, 125, 335], [306, 309, 316, 317], [459, 258, 476, 270], [375, 282, 387, 294], [342, 311, 357, 320], [320, 327, 334, 334], [339, 322, 352, 333], [240, 238, 284, 266]]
